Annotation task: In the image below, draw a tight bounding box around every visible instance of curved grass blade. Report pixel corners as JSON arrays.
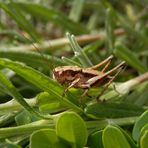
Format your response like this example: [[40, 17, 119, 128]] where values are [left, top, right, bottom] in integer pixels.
[[114, 43, 147, 73], [0, 58, 82, 113], [0, 50, 66, 70], [67, 33, 92, 67], [0, 71, 52, 119]]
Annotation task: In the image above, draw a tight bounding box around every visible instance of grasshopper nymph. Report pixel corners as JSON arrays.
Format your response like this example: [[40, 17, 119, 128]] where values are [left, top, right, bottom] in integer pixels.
[[53, 55, 125, 101]]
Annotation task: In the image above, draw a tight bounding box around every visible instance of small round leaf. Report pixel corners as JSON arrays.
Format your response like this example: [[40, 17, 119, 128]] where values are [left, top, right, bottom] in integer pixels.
[[140, 130, 148, 148], [30, 129, 65, 148], [132, 110, 148, 141], [56, 112, 88, 148], [87, 130, 103, 148], [102, 125, 130, 148]]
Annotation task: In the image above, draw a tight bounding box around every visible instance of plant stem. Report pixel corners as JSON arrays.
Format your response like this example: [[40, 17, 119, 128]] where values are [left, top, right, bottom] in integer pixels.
[[8, 28, 125, 51], [0, 98, 36, 115], [86, 116, 138, 130], [0, 119, 54, 139]]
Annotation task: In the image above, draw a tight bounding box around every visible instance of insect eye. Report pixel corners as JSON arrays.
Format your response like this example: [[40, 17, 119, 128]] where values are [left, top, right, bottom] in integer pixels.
[[58, 71, 63, 75]]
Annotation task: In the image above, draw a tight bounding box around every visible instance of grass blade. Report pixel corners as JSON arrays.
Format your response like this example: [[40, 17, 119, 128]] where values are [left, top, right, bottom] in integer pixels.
[[16, 2, 89, 35], [0, 71, 52, 119], [67, 33, 92, 67], [114, 43, 147, 73], [69, 0, 85, 22]]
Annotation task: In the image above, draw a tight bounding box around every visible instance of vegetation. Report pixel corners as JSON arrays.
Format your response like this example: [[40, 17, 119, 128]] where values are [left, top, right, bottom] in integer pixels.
[[0, 0, 147, 147]]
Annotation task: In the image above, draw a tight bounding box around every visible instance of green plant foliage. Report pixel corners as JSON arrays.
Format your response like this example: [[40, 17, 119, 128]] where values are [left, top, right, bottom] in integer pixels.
[[102, 125, 131, 148], [87, 130, 104, 148], [132, 110, 148, 142], [37, 92, 67, 113], [0, 1, 39, 42], [140, 130, 148, 148], [16, 2, 88, 35], [2, 140, 21, 148], [15, 109, 33, 125], [0, 50, 66, 70], [85, 102, 145, 119], [30, 129, 65, 148], [0, 70, 46, 119], [0, 0, 147, 147], [0, 58, 82, 113], [114, 43, 147, 73], [56, 112, 88, 148]]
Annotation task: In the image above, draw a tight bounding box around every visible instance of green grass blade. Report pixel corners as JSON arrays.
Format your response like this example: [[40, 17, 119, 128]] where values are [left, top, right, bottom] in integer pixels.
[[0, 50, 66, 70], [67, 33, 92, 67], [69, 0, 85, 22], [114, 43, 147, 73], [61, 56, 81, 66], [16, 2, 89, 35], [105, 8, 115, 53], [0, 71, 52, 119]]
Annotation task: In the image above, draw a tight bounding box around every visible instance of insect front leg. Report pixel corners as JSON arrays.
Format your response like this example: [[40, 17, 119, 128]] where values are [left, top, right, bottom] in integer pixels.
[[62, 78, 80, 96], [81, 89, 91, 97]]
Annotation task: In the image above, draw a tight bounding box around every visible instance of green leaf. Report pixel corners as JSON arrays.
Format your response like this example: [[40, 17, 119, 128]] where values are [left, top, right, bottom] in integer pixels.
[[102, 125, 131, 148], [132, 110, 148, 141], [16, 2, 88, 35], [118, 126, 137, 148], [87, 130, 104, 148], [30, 129, 65, 148], [56, 112, 88, 148], [15, 109, 32, 125], [140, 123, 148, 138], [37, 92, 66, 113], [85, 102, 145, 119], [114, 43, 147, 73], [140, 130, 148, 148], [0, 112, 17, 127]]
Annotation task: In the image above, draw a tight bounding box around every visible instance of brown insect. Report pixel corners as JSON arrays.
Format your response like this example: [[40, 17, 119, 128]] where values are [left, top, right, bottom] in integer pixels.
[[53, 55, 125, 101]]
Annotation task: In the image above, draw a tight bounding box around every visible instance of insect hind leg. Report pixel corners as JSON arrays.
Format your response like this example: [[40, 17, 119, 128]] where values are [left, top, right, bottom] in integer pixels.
[[91, 55, 113, 71], [96, 63, 125, 101]]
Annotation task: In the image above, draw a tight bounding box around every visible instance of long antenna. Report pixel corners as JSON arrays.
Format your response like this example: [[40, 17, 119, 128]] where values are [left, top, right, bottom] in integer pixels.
[[21, 32, 55, 73]]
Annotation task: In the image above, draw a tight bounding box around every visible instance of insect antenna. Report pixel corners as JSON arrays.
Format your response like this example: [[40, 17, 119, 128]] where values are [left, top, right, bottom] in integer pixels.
[[21, 33, 55, 75]]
